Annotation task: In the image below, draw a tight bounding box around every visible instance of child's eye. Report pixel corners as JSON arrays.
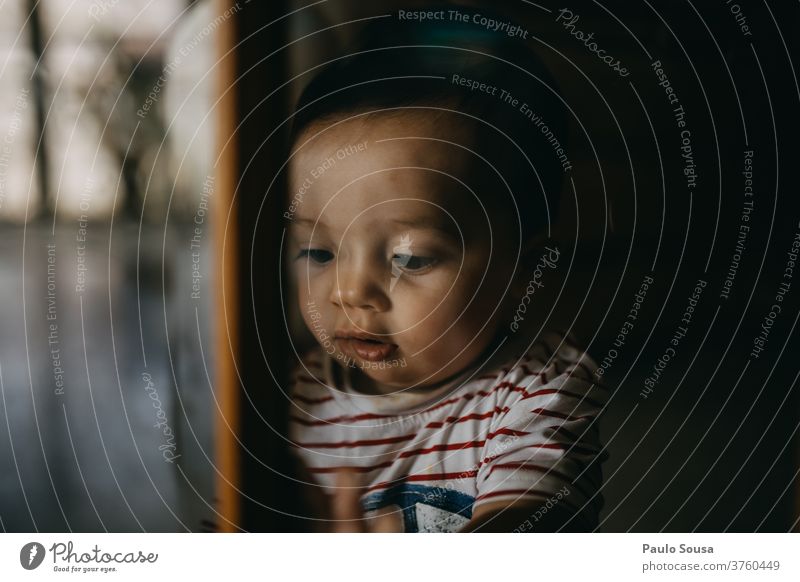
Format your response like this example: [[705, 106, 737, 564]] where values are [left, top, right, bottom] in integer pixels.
[[392, 254, 436, 272], [297, 249, 334, 265]]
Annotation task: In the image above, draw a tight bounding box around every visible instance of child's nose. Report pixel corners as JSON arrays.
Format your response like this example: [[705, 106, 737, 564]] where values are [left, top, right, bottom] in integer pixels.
[[329, 259, 390, 312]]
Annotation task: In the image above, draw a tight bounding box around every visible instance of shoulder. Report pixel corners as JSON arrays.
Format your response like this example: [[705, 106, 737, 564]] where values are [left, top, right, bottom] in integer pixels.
[[483, 331, 607, 412]]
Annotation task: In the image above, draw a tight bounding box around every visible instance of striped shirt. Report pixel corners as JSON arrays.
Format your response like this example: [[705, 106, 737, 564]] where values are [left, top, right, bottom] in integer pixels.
[[288, 332, 608, 532]]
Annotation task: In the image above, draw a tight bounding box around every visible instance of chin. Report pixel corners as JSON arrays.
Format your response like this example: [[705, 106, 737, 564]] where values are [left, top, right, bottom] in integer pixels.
[[355, 357, 409, 376]]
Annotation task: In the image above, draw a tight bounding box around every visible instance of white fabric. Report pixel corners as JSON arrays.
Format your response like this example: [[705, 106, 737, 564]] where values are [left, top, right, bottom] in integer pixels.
[[289, 332, 608, 532]]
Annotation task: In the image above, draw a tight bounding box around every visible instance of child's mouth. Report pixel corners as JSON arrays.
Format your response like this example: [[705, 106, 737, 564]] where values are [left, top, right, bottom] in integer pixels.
[[335, 334, 397, 362]]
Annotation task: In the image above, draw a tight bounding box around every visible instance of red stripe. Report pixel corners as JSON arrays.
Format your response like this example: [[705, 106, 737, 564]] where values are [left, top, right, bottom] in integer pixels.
[[289, 371, 598, 426], [366, 470, 479, 493], [480, 441, 598, 468], [486, 427, 529, 439], [297, 426, 529, 453], [302, 468, 482, 491], [303, 434, 507, 475], [412, 381, 530, 417], [292, 434, 416, 449], [480, 444, 564, 468], [304, 439, 577, 482], [316, 463, 590, 489], [308, 461, 394, 474], [424, 407, 510, 429], [488, 462, 572, 482], [398, 440, 485, 459], [290, 397, 593, 428], [290, 411, 390, 426], [289, 388, 516, 426], [486, 462, 593, 500], [305, 451, 594, 493], [521, 388, 604, 408], [304, 438, 490, 473]]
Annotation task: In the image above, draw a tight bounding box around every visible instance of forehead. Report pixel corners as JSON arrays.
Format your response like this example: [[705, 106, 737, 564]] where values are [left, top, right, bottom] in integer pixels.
[[288, 112, 484, 221]]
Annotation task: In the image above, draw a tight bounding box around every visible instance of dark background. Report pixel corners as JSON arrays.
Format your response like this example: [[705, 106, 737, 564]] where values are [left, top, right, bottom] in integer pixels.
[[1, 0, 798, 532]]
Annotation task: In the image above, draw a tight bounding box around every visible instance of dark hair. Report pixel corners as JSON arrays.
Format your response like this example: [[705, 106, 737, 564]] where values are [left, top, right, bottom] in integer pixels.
[[290, 6, 568, 239]]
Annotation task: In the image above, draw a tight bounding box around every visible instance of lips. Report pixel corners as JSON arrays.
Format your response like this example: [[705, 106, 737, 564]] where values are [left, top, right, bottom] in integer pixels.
[[335, 331, 397, 362]]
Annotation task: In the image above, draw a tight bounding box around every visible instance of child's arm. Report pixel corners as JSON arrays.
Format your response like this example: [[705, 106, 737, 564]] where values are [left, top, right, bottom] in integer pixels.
[[324, 478, 589, 532], [301, 467, 402, 532], [469, 356, 609, 532]]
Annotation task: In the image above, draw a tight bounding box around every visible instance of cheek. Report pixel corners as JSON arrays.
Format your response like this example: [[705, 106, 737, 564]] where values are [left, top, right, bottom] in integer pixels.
[[437, 267, 507, 339], [394, 274, 491, 342], [294, 265, 328, 298], [295, 277, 310, 310], [294, 270, 331, 328]]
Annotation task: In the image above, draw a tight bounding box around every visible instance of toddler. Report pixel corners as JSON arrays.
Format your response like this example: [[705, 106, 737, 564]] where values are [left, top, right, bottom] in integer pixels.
[[285, 9, 608, 532]]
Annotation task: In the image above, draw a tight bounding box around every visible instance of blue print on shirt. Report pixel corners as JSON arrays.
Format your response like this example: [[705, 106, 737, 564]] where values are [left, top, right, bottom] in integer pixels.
[[361, 483, 474, 532]]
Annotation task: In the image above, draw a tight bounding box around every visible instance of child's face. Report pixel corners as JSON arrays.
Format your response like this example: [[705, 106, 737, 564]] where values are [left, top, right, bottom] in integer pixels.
[[288, 113, 517, 392]]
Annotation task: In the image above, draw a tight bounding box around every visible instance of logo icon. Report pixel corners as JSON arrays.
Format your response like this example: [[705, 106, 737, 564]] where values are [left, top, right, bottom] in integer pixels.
[[20, 542, 46, 570]]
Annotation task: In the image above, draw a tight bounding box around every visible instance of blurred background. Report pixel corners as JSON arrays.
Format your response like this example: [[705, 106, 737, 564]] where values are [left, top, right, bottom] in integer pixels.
[[0, 0, 798, 532], [0, 0, 220, 532]]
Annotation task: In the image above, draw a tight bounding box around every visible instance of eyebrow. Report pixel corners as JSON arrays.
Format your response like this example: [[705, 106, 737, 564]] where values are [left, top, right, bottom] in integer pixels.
[[291, 216, 460, 240], [291, 218, 326, 228], [389, 217, 460, 240]]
